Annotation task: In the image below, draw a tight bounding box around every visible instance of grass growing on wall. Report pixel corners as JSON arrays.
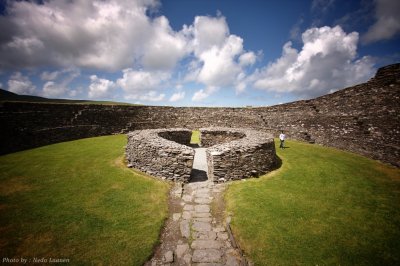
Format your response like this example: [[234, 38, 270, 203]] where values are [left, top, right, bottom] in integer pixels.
[[226, 140, 400, 265], [0, 135, 169, 265], [190, 130, 201, 145]]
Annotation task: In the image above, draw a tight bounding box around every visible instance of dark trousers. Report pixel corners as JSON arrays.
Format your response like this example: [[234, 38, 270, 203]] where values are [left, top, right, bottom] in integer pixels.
[[280, 139, 284, 148]]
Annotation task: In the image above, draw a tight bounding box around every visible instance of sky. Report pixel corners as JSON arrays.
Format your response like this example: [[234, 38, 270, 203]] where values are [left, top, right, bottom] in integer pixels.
[[0, 0, 399, 107]]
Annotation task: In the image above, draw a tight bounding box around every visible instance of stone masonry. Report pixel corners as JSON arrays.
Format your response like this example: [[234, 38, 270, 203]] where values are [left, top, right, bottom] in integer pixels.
[[1, 63, 399, 166], [126, 128, 278, 183], [126, 128, 194, 182], [201, 127, 277, 182]]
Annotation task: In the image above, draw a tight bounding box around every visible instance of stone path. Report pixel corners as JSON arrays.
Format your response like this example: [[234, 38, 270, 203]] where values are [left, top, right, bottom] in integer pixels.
[[146, 148, 246, 266]]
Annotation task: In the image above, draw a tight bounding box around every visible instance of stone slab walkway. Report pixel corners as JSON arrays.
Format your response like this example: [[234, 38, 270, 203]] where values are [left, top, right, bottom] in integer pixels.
[[146, 148, 246, 266]]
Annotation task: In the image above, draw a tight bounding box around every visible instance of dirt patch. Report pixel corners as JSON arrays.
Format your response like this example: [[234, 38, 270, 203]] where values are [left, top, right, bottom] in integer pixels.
[[0, 177, 34, 196]]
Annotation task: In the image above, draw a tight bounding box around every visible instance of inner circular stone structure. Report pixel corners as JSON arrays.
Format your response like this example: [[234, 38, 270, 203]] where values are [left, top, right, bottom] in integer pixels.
[[126, 127, 277, 183]]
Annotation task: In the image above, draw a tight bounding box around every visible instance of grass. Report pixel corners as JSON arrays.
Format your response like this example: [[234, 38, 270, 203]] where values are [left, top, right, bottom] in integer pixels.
[[0, 135, 169, 265], [226, 140, 400, 265], [190, 130, 201, 145]]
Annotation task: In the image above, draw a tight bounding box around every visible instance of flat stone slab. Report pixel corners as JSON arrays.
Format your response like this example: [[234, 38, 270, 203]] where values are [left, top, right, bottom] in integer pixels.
[[193, 221, 212, 232], [194, 217, 213, 222], [195, 197, 212, 204], [164, 250, 174, 263], [182, 211, 191, 220], [172, 213, 181, 221], [195, 204, 210, 213], [193, 212, 211, 218], [192, 249, 222, 263], [193, 231, 217, 240], [191, 240, 222, 249], [176, 244, 189, 258], [217, 232, 229, 240], [196, 188, 210, 195], [183, 204, 194, 211], [182, 194, 193, 202], [180, 220, 190, 238]]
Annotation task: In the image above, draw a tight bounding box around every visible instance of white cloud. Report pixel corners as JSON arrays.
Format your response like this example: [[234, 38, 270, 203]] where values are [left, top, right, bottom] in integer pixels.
[[239, 52, 256, 66], [88, 75, 116, 99], [0, 82, 3, 89], [169, 91, 185, 102], [42, 81, 66, 98], [40, 70, 60, 81], [117, 68, 169, 101], [253, 26, 375, 98], [191, 16, 229, 56], [0, 0, 186, 71], [126, 90, 165, 102], [141, 16, 189, 70], [362, 0, 400, 43], [40, 68, 80, 98], [192, 86, 218, 102], [185, 15, 257, 99], [7, 72, 36, 95]]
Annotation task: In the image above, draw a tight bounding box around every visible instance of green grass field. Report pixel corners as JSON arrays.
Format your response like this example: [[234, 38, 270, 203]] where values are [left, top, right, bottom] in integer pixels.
[[190, 130, 201, 145], [226, 140, 400, 265], [0, 135, 169, 265]]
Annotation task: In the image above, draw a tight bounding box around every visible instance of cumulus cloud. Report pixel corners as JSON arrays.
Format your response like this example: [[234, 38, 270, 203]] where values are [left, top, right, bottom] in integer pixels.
[[88, 75, 116, 99], [7, 72, 36, 95], [40, 70, 60, 81], [169, 91, 185, 102], [42, 81, 67, 98], [40, 68, 80, 98], [362, 0, 400, 43], [117, 68, 169, 101], [253, 26, 375, 98], [0, 0, 187, 71], [192, 86, 218, 102], [141, 16, 189, 70], [185, 15, 256, 101], [126, 91, 165, 102]]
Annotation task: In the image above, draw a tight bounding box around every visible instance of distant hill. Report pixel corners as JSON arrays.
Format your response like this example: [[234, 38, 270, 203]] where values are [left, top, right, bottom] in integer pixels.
[[0, 88, 135, 105]]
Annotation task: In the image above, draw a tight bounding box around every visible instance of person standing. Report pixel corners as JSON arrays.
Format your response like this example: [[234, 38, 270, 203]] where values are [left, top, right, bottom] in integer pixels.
[[279, 131, 286, 149]]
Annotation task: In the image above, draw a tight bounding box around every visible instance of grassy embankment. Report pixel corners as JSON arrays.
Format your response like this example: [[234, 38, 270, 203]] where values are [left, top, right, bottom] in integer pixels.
[[226, 140, 400, 265], [0, 135, 169, 265]]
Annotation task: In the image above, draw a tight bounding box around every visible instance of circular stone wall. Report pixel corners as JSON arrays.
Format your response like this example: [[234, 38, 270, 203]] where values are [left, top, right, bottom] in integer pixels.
[[126, 127, 277, 183], [201, 127, 277, 182], [126, 128, 195, 182]]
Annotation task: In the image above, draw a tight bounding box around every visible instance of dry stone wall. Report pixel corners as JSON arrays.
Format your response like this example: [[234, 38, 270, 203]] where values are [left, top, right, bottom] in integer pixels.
[[200, 130, 245, 148], [126, 128, 277, 182], [202, 128, 277, 182], [1, 63, 399, 166], [126, 129, 194, 182]]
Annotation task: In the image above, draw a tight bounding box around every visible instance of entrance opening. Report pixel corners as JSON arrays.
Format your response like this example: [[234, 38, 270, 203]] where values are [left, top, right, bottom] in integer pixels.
[[190, 147, 208, 182]]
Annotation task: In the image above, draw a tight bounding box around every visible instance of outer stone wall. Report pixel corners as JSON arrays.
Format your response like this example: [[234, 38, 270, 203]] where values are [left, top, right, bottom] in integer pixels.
[[202, 128, 277, 182], [126, 128, 194, 182], [1, 63, 399, 166]]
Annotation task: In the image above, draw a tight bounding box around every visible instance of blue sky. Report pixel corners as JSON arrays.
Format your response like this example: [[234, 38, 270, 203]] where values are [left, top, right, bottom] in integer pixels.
[[0, 0, 399, 107]]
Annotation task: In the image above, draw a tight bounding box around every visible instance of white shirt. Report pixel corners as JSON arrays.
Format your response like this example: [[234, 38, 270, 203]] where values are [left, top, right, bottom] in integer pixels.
[[279, 133, 286, 140]]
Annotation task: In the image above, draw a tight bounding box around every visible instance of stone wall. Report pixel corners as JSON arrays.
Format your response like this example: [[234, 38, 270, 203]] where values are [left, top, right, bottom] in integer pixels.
[[200, 130, 245, 148], [158, 130, 192, 146], [126, 128, 194, 182], [126, 128, 277, 182], [1, 63, 399, 166], [202, 128, 277, 182]]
